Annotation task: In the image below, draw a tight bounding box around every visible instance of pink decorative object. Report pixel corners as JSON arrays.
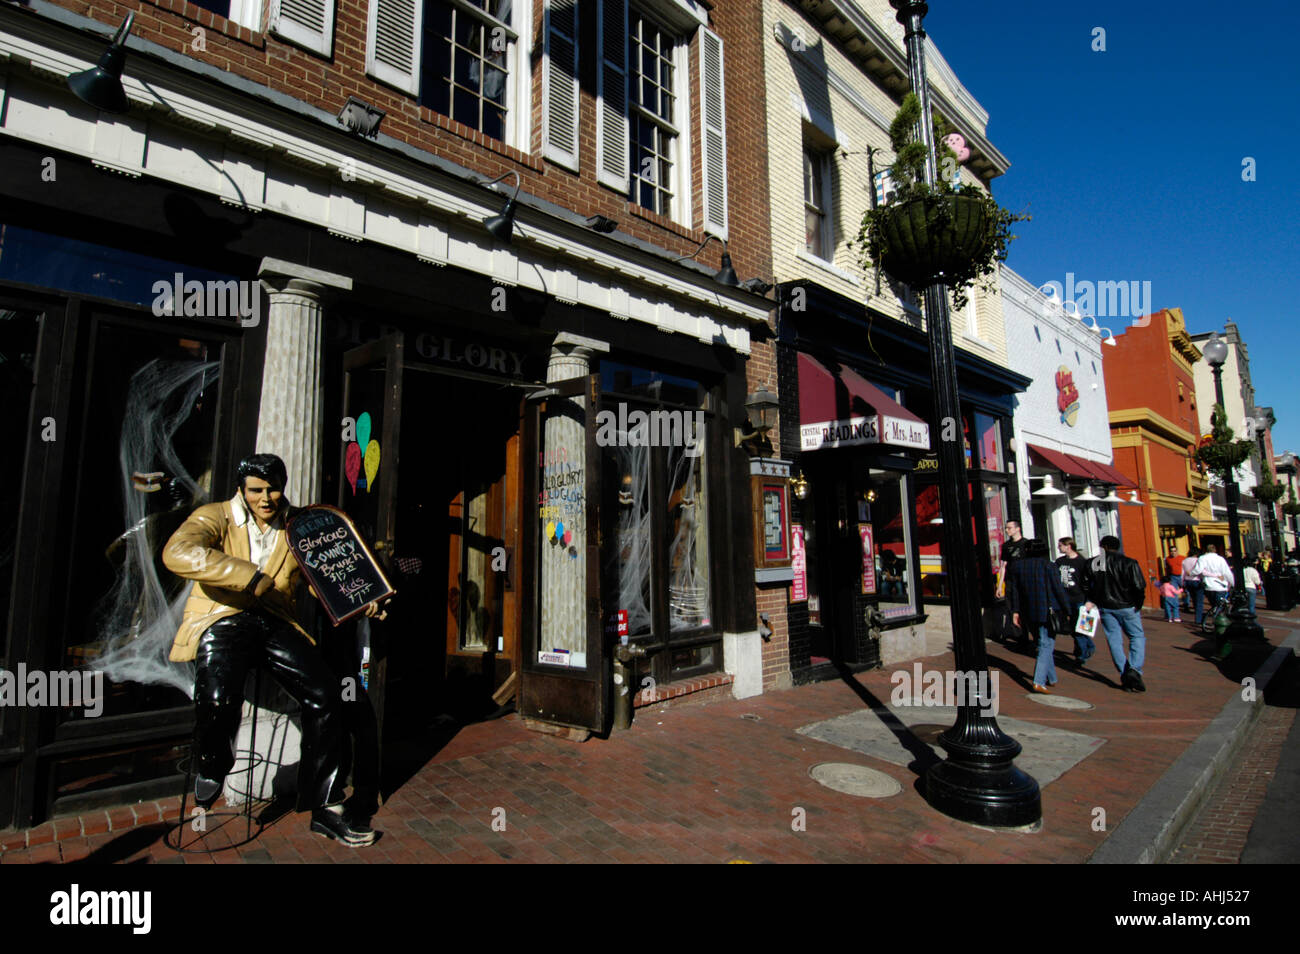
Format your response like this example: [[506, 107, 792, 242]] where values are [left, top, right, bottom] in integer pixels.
[[943, 133, 971, 162]]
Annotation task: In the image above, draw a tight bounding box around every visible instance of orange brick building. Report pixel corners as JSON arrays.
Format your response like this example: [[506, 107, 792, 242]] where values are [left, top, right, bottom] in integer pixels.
[[1104, 308, 1208, 604]]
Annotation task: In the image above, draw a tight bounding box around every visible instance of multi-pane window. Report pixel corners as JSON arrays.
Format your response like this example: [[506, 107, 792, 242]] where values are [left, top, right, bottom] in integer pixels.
[[420, 0, 514, 141], [628, 10, 679, 216], [804, 145, 831, 259]]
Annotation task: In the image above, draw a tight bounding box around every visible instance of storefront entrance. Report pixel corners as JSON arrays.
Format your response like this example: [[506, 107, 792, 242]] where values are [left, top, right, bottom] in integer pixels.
[[337, 335, 530, 744]]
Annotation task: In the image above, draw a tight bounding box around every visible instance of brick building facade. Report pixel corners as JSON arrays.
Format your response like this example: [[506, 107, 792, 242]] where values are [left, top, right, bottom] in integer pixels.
[[0, 0, 777, 829], [1104, 307, 1208, 604]]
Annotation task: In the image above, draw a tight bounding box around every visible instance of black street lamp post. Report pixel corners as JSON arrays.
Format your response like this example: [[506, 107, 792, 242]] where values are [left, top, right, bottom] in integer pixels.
[[890, 0, 1040, 827], [1252, 406, 1284, 559], [1201, 333, 1264, 644]]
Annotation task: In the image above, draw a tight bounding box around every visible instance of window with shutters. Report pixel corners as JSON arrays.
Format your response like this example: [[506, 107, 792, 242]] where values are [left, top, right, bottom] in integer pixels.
[[418, 0, 518, 143], [628, 9, 682, 218]]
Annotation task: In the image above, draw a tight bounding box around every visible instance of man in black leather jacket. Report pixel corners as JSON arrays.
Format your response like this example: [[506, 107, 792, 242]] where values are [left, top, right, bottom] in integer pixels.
[[1084, 535, 1148, 692]]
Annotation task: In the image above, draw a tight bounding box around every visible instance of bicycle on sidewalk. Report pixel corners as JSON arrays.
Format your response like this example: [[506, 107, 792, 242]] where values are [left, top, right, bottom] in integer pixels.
[[1200, 590, 1248, 634]]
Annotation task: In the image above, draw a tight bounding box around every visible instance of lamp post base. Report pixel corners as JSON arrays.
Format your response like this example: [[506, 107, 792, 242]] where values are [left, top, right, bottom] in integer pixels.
[[924, 718, 1042, 828]]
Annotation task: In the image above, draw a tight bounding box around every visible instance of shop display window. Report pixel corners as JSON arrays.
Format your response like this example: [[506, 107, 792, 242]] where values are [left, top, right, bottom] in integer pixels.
[[600, 362, 718, 680], [868, 470, 916, 618]]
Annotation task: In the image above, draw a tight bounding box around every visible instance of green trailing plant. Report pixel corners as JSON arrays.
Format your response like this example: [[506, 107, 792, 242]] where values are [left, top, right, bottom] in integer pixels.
[[1194, 403, 1256, 475], [1283, 486, 1300, 518], [853, 92, 1028, 310], [1255, 467, 1286, 505]]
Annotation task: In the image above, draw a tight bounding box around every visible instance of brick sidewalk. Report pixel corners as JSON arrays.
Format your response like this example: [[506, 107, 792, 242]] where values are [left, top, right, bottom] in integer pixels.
[[3, 612, 1295, 865], [1170, 653, 1298, 864]]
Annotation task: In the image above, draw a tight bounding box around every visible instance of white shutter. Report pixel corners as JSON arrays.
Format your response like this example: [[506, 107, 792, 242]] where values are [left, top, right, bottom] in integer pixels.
[[366, 0, 423, 95], [543, 0, 580, 170], [269, 0, 335, 57], [596, 0, 629, 192], [699, 26, 728, 237]]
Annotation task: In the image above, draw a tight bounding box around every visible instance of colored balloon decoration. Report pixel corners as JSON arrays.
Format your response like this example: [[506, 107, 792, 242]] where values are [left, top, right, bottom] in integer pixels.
[[364, 440, 380, 493], [344, 442, 361, 495], [563, 530, 573, 545], [545, 521, 556, 541], [356, 412, 372, 455]]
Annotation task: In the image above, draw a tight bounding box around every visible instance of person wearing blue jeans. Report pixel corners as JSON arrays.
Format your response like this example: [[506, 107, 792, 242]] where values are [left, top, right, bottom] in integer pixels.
[[1007, 540, 1074, 693], [1098, 605, 1146, 685], [1085, 535, 1148, 692]]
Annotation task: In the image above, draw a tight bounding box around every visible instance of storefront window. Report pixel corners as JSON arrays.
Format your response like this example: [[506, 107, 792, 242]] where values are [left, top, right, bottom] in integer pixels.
[[67, 322, 224, 721], [599, 361, 717, 679], [666, 442, 710, 631], [870, 470, 915, 618], [975, 412, 1004, 471], [984, 483, 1009, 576], [916, 482, 979, 600]]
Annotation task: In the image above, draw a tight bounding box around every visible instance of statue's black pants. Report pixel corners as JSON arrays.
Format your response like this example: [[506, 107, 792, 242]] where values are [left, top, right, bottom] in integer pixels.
[[193, 610, 340, 812]]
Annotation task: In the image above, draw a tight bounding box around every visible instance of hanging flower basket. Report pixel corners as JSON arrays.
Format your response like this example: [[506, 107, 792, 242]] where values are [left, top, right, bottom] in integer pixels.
[[875, 193, 992, 289], [1195, 440, 1254, 475], [853, 92, 1027, 310]]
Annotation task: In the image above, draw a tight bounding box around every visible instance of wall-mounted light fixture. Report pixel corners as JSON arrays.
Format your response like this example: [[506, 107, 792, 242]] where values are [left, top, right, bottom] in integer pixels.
[[477, 170, 522, 243], [1099, 487, 1125, 504], [67, 13, 135, 114], [675, 234, 741, 287], [1123, 490, 1143, 506], [735, 384, 779, 452], [1073, 484, 1102, 502], [1099, 327, 1118, 346], [337, 96, 386, 138], [1031, 475, 1066, 497], [792, 472, 809, 499]]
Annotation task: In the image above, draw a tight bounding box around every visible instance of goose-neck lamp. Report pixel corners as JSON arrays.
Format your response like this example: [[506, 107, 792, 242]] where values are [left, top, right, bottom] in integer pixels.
[[68, 13, 135, 114]]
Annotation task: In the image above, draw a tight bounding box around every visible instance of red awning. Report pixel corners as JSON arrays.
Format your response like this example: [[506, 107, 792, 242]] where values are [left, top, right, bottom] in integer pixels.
[[1085, 459, 1136, 489], [1027, 443, 1087, 477], [797, 353, 930, 451], [1027, 444, 1135, 489]]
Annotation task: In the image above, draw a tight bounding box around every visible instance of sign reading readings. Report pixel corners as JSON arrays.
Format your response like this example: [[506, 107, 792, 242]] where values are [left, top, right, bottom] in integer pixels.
[[287, 505, 396, 626]]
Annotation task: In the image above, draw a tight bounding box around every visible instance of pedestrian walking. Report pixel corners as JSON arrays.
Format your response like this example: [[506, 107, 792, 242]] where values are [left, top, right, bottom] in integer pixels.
[[1244, 560, 1262, 616], [1055, 536, 1096, 664], [1006, 539, 1074, 694], [1085, 535, 1149, 692], [1157, 575, 1184, 622], [1199, 543, 1234, 616], [1182, 548, 1204, 623], [1166, 549, 1185, 606]]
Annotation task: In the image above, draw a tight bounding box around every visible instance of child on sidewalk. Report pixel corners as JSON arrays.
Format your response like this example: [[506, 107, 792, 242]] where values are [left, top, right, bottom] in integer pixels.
[[1158, 575, 1184, 622]]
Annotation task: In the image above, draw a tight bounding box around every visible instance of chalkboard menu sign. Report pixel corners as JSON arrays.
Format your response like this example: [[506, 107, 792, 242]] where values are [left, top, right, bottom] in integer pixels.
[[286, 505, 395, 626]]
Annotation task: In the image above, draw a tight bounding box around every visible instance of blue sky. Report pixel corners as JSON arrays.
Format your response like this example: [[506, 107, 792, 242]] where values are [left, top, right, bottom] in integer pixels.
[[923, 0, 1300, 454]]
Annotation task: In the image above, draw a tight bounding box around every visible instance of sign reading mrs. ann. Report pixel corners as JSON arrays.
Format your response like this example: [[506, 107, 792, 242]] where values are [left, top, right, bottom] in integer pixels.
[[800, 415, 930, 451], [286, 505, 395, 626]]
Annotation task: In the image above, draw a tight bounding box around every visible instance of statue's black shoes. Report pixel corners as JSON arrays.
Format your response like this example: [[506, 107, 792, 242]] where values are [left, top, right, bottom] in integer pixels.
[[311, 805, 377, 848], [194, 775, 222, 810]]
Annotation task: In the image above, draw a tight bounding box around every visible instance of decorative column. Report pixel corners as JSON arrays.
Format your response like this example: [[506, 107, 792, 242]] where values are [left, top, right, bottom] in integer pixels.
[[539, 333, 608, 665], [256, 257, 353, 505]]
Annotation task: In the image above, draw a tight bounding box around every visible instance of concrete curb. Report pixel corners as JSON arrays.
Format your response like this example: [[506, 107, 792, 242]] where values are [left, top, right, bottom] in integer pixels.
[[1088, 628, 1300, 864]]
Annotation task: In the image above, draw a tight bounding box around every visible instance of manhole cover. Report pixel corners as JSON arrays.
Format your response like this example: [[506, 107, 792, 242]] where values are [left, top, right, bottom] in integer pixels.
[[1024, 694, 1094, 710], [808, 762, 902, 798]]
